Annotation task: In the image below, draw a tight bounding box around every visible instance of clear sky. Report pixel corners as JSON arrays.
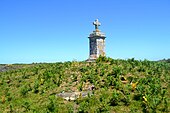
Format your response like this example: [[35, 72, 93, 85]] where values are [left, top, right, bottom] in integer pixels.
[[0, 0, 170, 64]]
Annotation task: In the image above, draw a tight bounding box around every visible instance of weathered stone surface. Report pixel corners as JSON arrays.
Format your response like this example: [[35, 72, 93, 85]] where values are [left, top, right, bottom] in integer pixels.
[[56, 91, 93, 101], [87, 19, 106, 62], [0, 65, 21, 72]]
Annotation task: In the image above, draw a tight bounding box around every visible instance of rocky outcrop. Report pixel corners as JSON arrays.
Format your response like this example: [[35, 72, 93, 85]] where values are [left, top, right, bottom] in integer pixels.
[[0, 65, 22, 72], [56, 91, 93, 101]]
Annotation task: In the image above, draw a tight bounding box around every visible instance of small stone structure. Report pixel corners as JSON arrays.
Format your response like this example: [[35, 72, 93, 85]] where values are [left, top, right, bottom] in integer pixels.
[[56, 91, 92, 101], [87, 19, 106, 62], [56, 85, 95, 101]]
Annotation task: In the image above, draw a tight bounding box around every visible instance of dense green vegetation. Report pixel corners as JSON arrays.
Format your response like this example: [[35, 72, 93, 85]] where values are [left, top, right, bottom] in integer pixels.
[[0, 57, 170, 113]]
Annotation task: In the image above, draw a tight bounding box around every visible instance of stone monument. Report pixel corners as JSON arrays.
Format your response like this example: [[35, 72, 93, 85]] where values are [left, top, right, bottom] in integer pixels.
[[87, 19, 106, 62]]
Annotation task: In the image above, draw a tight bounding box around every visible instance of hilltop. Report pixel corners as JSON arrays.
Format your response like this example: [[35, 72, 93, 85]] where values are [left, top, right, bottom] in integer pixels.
[[0, 57, 169, 112]]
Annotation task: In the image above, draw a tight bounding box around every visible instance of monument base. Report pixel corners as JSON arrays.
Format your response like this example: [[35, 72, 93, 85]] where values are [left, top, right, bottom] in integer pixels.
[[86, 58, 96, 62]]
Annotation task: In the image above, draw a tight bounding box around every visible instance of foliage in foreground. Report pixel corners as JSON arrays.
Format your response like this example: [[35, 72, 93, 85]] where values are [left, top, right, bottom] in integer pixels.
[[0, 57, 170, 113]]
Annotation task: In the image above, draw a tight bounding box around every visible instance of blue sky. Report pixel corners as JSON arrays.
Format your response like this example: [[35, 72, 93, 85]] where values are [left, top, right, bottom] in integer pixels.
[[0, 0, 170, 64]]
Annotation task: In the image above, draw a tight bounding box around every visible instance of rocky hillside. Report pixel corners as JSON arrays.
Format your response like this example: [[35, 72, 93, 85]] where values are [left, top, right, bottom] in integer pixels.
[[0, 64, 30, 72], [0, 57, 170, 112]]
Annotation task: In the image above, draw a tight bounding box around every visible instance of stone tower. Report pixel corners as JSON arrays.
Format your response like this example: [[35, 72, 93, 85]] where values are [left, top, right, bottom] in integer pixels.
[[87, 19, 106, 62]]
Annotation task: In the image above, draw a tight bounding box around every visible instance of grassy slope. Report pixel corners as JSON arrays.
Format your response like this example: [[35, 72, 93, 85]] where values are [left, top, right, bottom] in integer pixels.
[[0, 57, 170, 113]]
